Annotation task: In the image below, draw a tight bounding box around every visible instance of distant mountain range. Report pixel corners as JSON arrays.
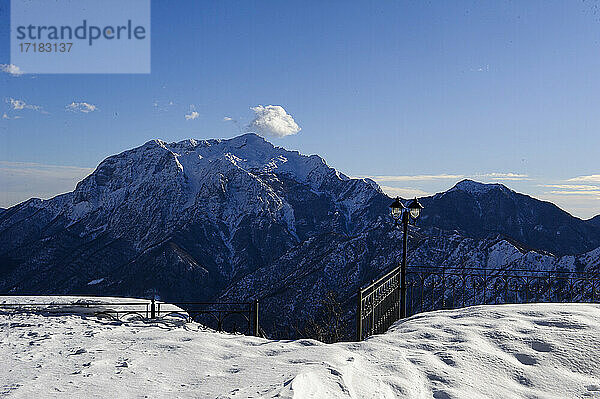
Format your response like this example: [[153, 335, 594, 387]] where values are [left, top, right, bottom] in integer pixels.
[[418, 180, 600, 256], [0, 134, 598, 335]]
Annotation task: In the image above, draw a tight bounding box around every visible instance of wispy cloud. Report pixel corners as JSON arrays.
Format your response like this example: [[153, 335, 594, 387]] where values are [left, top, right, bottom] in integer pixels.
[[246, 105, 300, 138], [379, 185, 431, 198], [361, 172, 529, 183], [2, 113, 23, 120], [547, 191, 600, 196], [7, 98, 42, 111], [0, 161, 94, 208], [0, 64, 24, 76], [184, 104, 200, 120], [0, 161, 93, 179], [539, 183, 600, 199], [567, 174, 600, 183], [470, 64, 490, 73], [537, 182, 600, 218], [360, 174, 465, 182], [482, 173, 530, 181], [185, 111, 199, 120], [537, 193, 600, 219], [540, 184, 600, 191], [66, 102, 97, 113], [153, 100, 175, 112]]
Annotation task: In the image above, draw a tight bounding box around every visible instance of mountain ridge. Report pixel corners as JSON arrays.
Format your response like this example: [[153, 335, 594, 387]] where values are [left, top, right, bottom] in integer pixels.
[[418, 179, 600, 256], [0, 134, 388, 301], [1, 135, 599, 335]]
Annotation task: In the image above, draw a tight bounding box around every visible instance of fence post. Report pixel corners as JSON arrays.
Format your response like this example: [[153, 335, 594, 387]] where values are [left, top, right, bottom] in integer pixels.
[[253, 299, 260, 337], [150, 298, 156, 319], [356, 289, 363, 341]]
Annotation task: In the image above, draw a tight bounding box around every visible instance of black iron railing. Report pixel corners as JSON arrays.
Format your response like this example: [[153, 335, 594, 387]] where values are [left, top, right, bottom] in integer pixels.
[[356, 265, 401, 341], [357, 266, 600, 340], [406, 266, 600, 317], [0, 298, 261, 336], [169, 301, 260, 336]]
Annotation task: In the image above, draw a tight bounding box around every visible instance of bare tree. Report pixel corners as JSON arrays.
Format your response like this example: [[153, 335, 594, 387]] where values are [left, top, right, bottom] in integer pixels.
[[302, 291, 346, 343]]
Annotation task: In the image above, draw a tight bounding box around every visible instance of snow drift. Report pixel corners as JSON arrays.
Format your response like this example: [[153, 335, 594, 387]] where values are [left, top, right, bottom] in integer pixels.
[[2, 297, 600, 398]]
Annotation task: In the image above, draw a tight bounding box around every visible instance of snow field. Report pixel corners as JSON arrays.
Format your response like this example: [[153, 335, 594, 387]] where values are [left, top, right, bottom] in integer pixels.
[[1, 298, 600, 398]]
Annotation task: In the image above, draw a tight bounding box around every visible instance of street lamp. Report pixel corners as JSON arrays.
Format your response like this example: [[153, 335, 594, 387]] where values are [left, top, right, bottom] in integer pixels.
[[390, 197, 424, 318]]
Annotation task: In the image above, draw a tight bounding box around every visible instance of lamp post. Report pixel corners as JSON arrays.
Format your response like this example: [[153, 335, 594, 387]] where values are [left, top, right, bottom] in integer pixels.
[[390, 197, 424, 318]]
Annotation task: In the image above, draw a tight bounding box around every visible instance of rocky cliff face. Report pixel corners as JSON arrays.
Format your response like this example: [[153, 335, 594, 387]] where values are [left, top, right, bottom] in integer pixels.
[[0, 134, 387, 301], [1, 134, 598, 336]]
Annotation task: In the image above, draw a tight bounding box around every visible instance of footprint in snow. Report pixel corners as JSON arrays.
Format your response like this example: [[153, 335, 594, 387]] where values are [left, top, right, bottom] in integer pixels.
[[530, 340, 553, 353], [435, 352, 456, 366], [514, 353, 538, 366], [433, 390, 453, 399]]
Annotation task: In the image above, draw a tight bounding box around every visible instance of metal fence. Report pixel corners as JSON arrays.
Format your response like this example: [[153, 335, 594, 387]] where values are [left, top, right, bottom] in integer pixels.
[[406, 266, 600, 316], [356, 265, 401, 341], [357, 266, 600, 340], [0, 298, 261, 336]]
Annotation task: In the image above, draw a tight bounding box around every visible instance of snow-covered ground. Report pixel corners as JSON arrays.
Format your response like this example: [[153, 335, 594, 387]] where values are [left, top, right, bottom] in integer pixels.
[[2, 297, 600, 398]]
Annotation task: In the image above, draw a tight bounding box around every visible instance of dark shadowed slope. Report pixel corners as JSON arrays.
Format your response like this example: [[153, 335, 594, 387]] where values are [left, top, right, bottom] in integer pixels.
[[588, 215, 600, 228], [417, 179, 600, 256]]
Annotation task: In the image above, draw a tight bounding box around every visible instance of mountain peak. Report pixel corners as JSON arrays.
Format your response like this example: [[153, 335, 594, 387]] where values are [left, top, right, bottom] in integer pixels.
[[450, 179, 508, 195]]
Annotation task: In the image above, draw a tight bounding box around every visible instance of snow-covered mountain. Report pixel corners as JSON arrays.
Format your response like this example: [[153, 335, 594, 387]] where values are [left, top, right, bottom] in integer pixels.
[[0, 134, 599, 336], [418, 179, 600, 256], [0, 134, 388, 302]]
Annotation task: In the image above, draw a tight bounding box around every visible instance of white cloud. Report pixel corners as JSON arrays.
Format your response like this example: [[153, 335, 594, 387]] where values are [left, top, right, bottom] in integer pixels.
[[379, 185, 431, 198], [7, 98, 41, 111], [567, 174, 600, 183], [362, 174, 465, 182], [185, 111, 199, 120], [9, 98, 26, 110], [223, 116, 233, 121], [0, 64, 24, 76], [246, 105, 300, 138], [66, 102, 97, 113]]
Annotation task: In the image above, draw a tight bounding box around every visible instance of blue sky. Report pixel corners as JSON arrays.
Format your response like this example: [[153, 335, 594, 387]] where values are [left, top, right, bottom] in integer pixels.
[[1, 0, 599, 218]]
